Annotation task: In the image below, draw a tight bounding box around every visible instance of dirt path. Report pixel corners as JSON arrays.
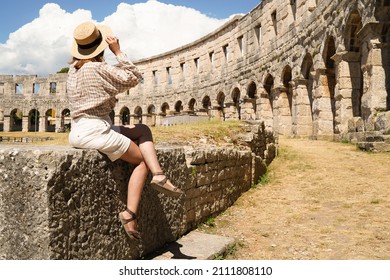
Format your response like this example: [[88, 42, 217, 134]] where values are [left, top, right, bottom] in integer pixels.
[[199, 137, 390, 260]]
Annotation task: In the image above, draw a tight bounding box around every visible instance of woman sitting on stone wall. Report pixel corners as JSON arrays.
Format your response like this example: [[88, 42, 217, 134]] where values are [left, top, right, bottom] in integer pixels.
[[67, 21, 184, 241]]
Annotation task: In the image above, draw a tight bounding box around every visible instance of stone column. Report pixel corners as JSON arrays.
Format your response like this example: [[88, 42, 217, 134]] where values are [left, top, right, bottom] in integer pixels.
[[114, 115, 120, 126], [258, 88, 273, 130], [291, 79, 313, 137], [225, 102, 238, 120], [129, 116, 135, 125], [3, 116, 11, 132], [22, 116, 29, 132], [273, 86, 292, 137], [141, 114, 147, 124], [359, 23, 388, 130], [331, 51, 361, 136], [155, 114, 163, 126], [55, 117, 62, 133], [241, 98, 256, 120], [39, 116, 46, 132], [271, 87, 281, 136], [312, 68, 335, 140]]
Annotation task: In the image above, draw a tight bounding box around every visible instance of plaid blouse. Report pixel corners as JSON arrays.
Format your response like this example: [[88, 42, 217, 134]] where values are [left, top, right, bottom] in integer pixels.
[[67, 53, 142, 119]]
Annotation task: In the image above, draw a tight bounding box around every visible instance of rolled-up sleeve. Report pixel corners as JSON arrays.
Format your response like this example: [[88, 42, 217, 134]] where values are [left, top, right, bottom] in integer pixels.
[[99, 53, 142, 95]]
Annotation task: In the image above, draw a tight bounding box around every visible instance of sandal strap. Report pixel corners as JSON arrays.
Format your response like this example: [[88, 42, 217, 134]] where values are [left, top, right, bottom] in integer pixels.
[[152, 172, 169, 185], [125, 208, 137, 219], [121, 208, 137, 224], [158, 176, 168, 185]]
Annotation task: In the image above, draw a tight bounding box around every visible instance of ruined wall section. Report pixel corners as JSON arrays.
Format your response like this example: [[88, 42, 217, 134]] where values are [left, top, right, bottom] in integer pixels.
[[0, 73, 69, 132]]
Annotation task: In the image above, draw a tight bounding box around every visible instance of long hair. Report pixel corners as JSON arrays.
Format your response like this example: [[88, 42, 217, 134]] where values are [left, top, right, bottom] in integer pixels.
[[69, 51, 105, 69]]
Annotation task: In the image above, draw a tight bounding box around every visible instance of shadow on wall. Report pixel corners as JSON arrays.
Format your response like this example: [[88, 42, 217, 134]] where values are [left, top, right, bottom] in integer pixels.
[[47, 150, 187, 260]]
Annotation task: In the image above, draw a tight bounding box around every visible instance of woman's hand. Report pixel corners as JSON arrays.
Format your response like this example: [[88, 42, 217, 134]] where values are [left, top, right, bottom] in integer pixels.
[[106, 36, 122, 56]]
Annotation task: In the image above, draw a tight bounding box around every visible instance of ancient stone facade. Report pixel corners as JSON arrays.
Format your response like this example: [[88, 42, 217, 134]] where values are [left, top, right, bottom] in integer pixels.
[[1, 0, 389, 142]]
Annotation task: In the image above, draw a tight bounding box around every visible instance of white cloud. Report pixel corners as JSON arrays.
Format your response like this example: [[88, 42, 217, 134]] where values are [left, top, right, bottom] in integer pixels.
[[0, 1, 227, 76]]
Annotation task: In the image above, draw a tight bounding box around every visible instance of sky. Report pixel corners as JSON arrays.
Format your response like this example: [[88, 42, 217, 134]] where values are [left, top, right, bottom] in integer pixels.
[[0, 0, 261, 76]]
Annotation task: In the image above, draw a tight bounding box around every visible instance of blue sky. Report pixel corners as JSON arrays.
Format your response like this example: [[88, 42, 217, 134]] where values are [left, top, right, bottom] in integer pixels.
[[0, 0, 261, 43], [0, 0, 261, 75]]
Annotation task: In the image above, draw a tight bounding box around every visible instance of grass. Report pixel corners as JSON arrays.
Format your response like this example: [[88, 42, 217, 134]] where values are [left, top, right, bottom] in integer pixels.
[[253, 170, 270, 188], [0, 120, 246, 146], [151, 119, 244, 144], [0, 131, 69, 146]]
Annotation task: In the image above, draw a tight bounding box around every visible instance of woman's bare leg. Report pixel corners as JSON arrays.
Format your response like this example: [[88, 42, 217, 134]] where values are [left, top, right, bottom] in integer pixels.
[[119, 124, 183, 199], [119, 140, 148, 234], [120, 124, 166, 182]]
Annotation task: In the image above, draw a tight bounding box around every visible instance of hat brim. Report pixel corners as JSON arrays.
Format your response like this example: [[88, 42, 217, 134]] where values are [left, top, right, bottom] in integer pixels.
[[71, 24, 113, 60]]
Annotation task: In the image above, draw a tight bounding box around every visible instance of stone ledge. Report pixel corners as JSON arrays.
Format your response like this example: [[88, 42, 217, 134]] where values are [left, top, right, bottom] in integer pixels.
[[147, 231, 235, 260]]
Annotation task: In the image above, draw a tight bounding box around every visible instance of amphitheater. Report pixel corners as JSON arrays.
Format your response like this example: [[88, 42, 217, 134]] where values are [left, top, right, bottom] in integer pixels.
[[1, 0, 390, 143]]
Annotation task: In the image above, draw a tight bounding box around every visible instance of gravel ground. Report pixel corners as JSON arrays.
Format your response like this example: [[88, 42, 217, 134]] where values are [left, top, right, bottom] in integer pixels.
[[199, 137, 390, 260]]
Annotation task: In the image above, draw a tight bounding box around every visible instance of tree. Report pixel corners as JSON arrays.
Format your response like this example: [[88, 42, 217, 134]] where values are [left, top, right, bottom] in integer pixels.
[[57, 67, 69, 73]]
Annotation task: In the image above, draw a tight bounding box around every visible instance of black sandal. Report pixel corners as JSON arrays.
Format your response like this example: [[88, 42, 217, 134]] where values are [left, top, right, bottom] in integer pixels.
[[151, 172, 184, 197], [118, 208, 141, 240]]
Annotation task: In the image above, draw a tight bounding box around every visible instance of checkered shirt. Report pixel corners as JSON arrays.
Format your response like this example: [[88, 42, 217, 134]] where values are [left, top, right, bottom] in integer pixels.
[[67, 53, 142, 119]]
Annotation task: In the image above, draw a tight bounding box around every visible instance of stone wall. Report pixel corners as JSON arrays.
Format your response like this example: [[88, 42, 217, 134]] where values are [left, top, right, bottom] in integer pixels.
[[0, 123, 276, 260]]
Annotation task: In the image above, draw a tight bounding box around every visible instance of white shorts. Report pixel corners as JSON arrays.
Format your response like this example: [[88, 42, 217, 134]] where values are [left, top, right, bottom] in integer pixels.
[[69, 116, 131, 162]]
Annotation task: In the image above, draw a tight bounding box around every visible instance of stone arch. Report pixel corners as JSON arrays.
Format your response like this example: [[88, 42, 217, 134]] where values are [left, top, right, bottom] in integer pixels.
[[134, 106, 142, 124], [28, 109, 40, 132], [301, 53, 314, 80], [242, 81, 257, 120], [301, 53, 315, 115], [202, 96, 211, 109], [231, 87, 241, 103], [345, 10, 364, 118], [282, 65, 292, 88], [247, 81, 257, 99], [147, 105, 156, 126], [174, 100, 183, 113], [345, 10, 363, 52], [231, 87, 241, 120], [147, 105, 156, 114], [120, 106, 130, 125], [324, 36, 337, 69], [200, 95, 211, 116], [161, 102, 169, 116], [188, 98, 197, 113], [282, 65, 293, 108], [316, 35, 337, 136], [10, 109, 23, 131], [61, 109, 71, 132], [217, 92, 225, 106], [261, 74, 275, 129], [216, 91, 226, 119], [279, 65, 293, 136], [46, 108, 56, 132], [264, 74, 274, 101]]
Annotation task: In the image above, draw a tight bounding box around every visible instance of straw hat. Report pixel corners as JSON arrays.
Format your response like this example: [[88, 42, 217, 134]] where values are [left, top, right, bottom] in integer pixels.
[[71, 21, 112, 59]]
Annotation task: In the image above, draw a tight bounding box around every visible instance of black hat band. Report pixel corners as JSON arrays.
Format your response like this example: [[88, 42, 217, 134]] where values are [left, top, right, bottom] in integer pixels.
[[78, 31, 103, 50]]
